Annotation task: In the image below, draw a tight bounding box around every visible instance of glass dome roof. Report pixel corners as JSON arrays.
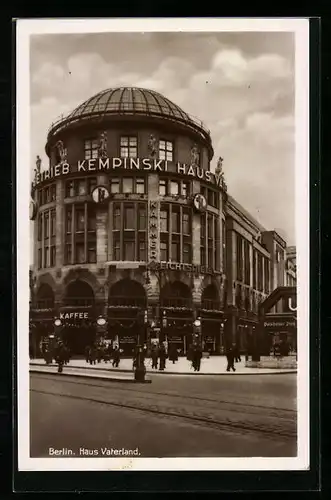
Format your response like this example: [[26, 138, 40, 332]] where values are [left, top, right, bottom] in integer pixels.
[[47, 86, 211, 140]]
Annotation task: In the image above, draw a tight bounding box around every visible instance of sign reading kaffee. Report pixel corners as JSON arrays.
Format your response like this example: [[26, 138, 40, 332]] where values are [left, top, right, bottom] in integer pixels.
[[32, 158, 225, 188], [60, 312, 89, 320]]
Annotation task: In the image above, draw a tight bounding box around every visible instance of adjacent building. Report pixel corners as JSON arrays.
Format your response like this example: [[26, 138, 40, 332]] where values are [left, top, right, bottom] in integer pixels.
[[29, 86, 295, 356]]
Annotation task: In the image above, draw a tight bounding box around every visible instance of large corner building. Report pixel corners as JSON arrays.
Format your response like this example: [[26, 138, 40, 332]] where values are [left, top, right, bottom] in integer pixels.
[[29, 86, 296, 356]]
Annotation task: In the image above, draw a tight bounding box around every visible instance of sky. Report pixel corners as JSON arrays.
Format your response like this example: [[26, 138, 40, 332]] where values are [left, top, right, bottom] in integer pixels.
[[30, 31, 295, 244]]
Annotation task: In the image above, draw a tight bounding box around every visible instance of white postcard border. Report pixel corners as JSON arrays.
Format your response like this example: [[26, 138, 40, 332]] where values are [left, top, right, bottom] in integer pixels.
[[16, 17, 310, 472]]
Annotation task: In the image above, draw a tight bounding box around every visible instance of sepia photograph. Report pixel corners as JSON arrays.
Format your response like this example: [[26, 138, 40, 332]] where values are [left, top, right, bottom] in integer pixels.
[[16, 18, 309, 472]]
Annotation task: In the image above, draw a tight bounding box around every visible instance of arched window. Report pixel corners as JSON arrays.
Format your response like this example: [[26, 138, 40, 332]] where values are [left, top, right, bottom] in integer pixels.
[[36, 284, 55, 309], [160, 281, 192, 308], [108, 279, 147, 308], [201, 284, 220, 310], [64, 280, 95, 307]]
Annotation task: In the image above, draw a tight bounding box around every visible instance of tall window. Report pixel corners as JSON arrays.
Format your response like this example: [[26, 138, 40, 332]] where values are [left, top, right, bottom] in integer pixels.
[[159, 179, 167, 196], [38, 208, 57, 269], [110, 178, 120, 194], [123, 177, 133, 194], [200, 214, 206, 266], [120, 136, 137, 158], [244, 240, 250, 285], [170, 181, 179, 196], [236, 234, 243, 282], [138, 205, 147, 230], [38, 214, 42, 241], [136, 178, 145, 194], [159, 139, 173, 161], [111, 202, 147, 262], [44, 212, 49, 239], [182, 181, 190, 197], [222, 220, 226, 270], [64, 204, 96, 265], [84, 138, 99, 160], [172, 208, 180, 233], [37, 184, 57, 207], [160, 241, 168, 261], [171, 240, 180, 262], [124, 205, 135, 229], [264, 258, 270, 293], [183, 243, 191, 263], [182, 210, 190, 235], [51, 209, 56, 236], [257, 254, 263, 291], [160, 209, 169, 232], [253, 250, 257, 289]]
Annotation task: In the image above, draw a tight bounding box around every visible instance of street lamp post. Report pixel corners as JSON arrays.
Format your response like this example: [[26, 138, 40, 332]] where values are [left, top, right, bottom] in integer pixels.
[[134, 310, 147, 382]]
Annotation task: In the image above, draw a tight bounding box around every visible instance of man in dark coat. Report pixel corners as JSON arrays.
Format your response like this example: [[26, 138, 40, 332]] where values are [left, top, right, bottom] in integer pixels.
[[168, 344, 178, 364], [151, 345, 158, 369], [54, 341, 66, 373], [226, 345, 236, 372], [159, 343, 167, 371], [112, 346, 120, 367], [192, 344, 203, 372], [233, 344, 241, 363]]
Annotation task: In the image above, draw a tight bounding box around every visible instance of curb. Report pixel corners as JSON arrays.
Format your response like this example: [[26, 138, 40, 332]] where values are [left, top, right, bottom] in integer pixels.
[[30, 363, 296, 377], [29, 368, 152, 384]]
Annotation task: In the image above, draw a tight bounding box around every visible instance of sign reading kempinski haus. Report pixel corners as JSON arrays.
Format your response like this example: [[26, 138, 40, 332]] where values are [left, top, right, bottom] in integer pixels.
[[32, 158, 225, 187]]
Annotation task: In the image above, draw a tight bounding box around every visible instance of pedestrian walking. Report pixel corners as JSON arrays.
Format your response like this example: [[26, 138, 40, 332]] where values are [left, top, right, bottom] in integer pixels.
[[54, 340, 66, 373], [89, 345, 97, 365], [159, 343, 167, 371], [168, 344, 178, 364], [226, 345, 236, 372], [192, 344, 202, 372], [233, 343, 241, 363], [112, 345, 120, 367], [151, 345, 158, 369]]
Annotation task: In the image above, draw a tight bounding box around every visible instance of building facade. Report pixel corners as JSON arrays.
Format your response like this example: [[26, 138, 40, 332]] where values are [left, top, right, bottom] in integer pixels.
[[29, 86, 295, 356]]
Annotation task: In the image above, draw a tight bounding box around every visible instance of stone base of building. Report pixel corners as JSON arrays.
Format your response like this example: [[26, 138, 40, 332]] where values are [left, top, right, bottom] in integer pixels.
[[245, 355, 297, 369]]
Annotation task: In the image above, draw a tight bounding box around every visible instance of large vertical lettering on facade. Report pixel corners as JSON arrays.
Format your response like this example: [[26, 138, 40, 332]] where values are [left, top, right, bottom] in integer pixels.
[[148, 201, 159, 262]]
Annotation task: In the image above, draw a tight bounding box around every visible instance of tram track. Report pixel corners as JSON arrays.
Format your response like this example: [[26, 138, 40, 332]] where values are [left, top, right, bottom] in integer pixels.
[[30, 375, 296, 440], [31, 372, 296, 417]]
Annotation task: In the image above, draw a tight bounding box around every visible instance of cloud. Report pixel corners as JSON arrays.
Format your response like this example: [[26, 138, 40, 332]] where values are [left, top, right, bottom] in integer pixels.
[[29, 32, 295, 244]]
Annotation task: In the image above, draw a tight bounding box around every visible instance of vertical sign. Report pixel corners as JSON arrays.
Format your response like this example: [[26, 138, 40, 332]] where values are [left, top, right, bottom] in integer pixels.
[[148, 201, 159, 262]]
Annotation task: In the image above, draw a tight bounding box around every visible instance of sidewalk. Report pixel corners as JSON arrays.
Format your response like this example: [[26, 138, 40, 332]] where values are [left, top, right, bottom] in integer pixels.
[[30, 363, 152, 383], [30, 356, 297, 376]]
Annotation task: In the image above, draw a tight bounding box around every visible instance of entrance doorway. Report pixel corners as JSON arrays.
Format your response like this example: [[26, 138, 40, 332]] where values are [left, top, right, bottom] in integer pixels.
[[61, 280, 96, 356], [108, 279, 147, 355]]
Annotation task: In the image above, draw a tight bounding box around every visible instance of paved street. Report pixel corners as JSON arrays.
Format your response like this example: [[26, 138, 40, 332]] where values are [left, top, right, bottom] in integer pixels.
[[30, 372, 297, 458]]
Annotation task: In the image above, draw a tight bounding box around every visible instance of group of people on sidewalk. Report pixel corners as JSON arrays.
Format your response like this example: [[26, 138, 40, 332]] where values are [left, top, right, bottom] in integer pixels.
[[84, 344, 121, 367]]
